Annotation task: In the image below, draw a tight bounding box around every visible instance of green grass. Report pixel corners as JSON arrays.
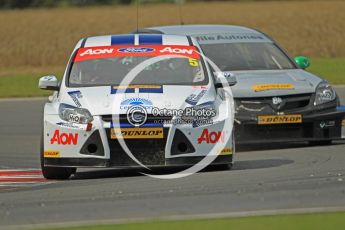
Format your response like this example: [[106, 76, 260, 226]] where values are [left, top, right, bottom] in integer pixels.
[[41, 212, 345, 230], [309, 58, 345, 85], [0, 58, 344, 98], [0, 67, 63, 98], [0, 74, 52, 98]]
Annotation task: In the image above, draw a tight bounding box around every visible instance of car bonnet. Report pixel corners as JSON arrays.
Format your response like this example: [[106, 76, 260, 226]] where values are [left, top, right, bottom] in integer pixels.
[[60, 85, 214, 116], [230, 69, 322, 98]]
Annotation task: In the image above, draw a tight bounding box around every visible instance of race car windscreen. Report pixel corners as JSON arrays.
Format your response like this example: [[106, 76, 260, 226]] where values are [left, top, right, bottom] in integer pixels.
[[68, 45, 207, 87], [200, 43, 296, 71]]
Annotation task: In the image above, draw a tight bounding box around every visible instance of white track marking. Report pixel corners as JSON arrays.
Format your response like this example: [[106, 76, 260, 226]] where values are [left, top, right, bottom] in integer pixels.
[[0, 169, 55, 191]]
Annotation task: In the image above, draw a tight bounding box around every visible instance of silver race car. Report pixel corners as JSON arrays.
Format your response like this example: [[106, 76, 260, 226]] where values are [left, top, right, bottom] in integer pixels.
[[39, 34, 235, 179], [139, 25, 345, 144]]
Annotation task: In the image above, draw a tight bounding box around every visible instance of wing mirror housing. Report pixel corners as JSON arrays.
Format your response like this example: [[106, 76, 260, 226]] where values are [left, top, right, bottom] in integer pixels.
[[38, 75, 60, 91], [214, 72, 237, 88], [294, 56, 310, 69]]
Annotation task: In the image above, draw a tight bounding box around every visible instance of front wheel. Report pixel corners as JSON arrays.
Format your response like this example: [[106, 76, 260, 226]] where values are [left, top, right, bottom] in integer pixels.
[[40, 135, 75, 180]]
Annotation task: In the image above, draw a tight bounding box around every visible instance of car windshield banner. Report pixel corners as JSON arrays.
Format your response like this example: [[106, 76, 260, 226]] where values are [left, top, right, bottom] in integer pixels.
[[74, 45, 200, 62]]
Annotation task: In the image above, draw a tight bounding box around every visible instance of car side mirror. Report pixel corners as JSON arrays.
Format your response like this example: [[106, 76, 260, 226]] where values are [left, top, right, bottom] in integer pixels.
[[38, 75, 60, 91], [214, 72, 237, 88], [294, 56, 310, 69]]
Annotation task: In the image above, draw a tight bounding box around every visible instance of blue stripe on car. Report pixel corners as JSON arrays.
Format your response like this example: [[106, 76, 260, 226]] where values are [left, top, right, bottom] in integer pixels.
[[111, 35, 135, 45], [111, 122, 163, 128], [139, 34, 163, 45], [139, 86, 163, 93], [111, 86, 135, 94], [337, 106, 345, 111]]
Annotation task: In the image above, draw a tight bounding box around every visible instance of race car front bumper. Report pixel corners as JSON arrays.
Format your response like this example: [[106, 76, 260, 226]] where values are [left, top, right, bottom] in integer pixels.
[[235, 108, 345, 144], [43, 115, 234, 168], [44, 155, 233, 168]]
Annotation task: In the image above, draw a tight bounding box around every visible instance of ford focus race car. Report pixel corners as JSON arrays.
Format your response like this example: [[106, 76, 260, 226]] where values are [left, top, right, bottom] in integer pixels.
[[140, 25, 345, 144], [39, 34, 235, 179]]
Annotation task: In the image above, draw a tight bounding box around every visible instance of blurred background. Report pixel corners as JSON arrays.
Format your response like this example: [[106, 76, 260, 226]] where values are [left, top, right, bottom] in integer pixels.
[[0, 0, 344, 97]]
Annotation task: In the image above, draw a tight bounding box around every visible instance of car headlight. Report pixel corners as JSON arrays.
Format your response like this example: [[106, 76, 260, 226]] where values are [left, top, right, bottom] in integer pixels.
[[314, 82, 336, 106], [182, 102, 217, 122], [59, 103, 93, 124]]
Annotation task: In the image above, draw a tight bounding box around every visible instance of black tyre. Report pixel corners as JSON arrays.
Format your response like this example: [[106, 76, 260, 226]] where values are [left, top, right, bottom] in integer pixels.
[[40, 134, 75, 180]]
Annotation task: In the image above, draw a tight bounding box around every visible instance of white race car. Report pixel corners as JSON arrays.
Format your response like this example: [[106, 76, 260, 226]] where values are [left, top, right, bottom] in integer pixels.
[[39, 34, 235, 179]]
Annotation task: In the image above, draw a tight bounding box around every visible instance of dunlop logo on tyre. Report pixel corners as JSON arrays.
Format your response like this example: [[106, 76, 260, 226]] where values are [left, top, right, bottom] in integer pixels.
[[111, 128, 163, 139], [258, 114, 302, 125]]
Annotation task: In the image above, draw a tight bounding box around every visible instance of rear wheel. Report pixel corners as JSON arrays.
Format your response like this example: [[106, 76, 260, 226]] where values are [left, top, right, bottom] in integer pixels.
[[40, 134, 75, 180]]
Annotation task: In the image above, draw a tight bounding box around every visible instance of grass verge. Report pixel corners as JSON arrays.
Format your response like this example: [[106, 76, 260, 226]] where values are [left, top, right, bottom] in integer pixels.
[[0, 67, 63, 98], [0, 58, 344, 98], [309, 58, 345, 85], [40, 211, 345, 230]]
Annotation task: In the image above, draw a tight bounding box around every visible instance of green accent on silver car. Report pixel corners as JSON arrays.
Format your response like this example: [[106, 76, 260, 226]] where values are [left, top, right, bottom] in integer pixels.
[[294, 56, 310, 69]]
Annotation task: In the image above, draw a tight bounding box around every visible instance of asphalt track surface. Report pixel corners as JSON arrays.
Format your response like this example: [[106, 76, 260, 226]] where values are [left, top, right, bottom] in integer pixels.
[[0, 87, 345, 228]]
